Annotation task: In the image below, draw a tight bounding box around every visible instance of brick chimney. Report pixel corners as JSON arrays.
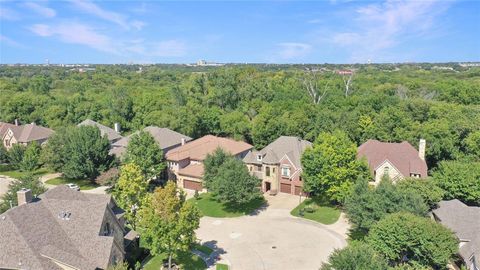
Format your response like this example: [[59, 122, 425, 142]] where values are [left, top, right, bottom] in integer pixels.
[[114, 123, 121, 133], [17, 188, 32, 205], [418, 139, 426, 161]]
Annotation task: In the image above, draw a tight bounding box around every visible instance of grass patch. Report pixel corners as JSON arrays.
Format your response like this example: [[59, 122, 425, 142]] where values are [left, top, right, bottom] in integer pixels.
[[188, 193, 265, 218], [193, 243, 213, 256], [143, 251, 206, 270], [46, 177, 98, 190], [291, 197, 341, 225], [0, 167, 51, 179], [216, 263, 229, 270]]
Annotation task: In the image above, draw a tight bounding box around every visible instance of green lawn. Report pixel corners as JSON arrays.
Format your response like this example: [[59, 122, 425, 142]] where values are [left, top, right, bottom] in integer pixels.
[[216, 263, 229, 270], [188, 193, 265, 218], [143, 251, 206, 270], [45, 177, 98, 190], [193, 243, 213, 256], [0, 167, 51, 179], [291, 197, 341, 225]]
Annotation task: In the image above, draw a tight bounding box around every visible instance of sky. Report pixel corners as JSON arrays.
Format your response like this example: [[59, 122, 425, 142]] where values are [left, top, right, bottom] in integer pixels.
[[0, 0, 479, 64]]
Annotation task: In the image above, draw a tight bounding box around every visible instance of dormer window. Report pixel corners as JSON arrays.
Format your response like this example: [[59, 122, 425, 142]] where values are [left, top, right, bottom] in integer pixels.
[[257, 154, 263, 161]]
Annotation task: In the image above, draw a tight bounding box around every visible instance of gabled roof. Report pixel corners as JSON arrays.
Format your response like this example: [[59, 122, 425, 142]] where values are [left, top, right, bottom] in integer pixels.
[[0, 122, 15, 139], [3, 123, 54, 143], [78, 119, 122, 142], [432, 200, 480, 267], [166, 135, 253, 162], [110, 126, 192, 157], [178, 163, 204, 178], [357, 140, 428, 177], [0, 186, 122, 270], [243, 136, 312, 169]]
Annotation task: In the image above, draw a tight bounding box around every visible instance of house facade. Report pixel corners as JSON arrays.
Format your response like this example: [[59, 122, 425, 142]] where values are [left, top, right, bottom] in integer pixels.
[[1, 122, 54, 149], [0, 186, 129, 270], [357, 139, 428, 185], [243, 136, 312, 195], [166, 135, 253, 191]]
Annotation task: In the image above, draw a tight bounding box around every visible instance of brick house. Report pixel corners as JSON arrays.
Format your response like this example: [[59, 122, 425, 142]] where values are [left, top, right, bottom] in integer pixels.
[[166, 135, 253, 191], [243, 136, 312, 195], [1, 121, 54, 150], [357, 139, 428, 185]]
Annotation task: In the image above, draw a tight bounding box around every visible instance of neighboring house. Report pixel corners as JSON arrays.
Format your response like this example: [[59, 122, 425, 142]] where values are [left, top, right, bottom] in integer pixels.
[[357, 139, 428, 185], [0, 121, 16, 141], [78, 119, 123, 144], [2, 122, 54, 149], [243, 136, 312, 195], [109, 126, 192, 158], [0, 185, 129, 270], [166, 135, 253, 191], [432, 200, 480, 270]]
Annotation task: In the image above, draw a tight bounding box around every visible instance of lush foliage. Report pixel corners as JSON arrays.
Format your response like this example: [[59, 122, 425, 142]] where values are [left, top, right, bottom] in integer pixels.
[[138, 181, 201, 270], [396, 178, 444, 208], [113, 163, 148, 229], [433, 161, 480, 205], [8, 144, 25, 169], [0, 145, 8, 163], [42, 126, 112, 180], [203, 148, 230, 190], [124, 131, 165, 180], [20, 142, 41, 171], [345, 178, 429, 233], [0, 173, 47, 213], [302, 130, 370, 203], [367, 212, 458, 269], [321, 241, 389, 270]]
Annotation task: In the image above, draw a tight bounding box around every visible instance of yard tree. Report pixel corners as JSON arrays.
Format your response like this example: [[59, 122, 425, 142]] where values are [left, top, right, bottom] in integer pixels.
[[368, 212, 458, 269], [396, 178, 444, 208], [203, 147, 231, 190], [8, 144, 26, 169], [345, 178, 429, 233], [433, 161, 480, 205], [113, 164, 148, 230], [0, 144, 8, 163], [20, 142, 41, 172], [464, 130, 480, 160], [211, 157, 262, 206], [124, 131, 165, 180], [320, 241, 388, 270], [0, 173, 47, 213], [138, 181, 200, 270], [301, 130, 370, 204]]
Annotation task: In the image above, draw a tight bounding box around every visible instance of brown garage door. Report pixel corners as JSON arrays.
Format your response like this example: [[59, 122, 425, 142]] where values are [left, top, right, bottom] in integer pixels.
[[280, 183, 291, 193], [183, 180, 202, 191], [294, 186, 302, 195]]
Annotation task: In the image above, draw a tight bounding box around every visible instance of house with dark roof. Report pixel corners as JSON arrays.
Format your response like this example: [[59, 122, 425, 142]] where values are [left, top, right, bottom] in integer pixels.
[[1, 122, 54, 150], [0, 186, 129, 270], [166, 135, 253, 191], [109, 126, 192, 158], [357, 139, 428, 185], [243, 136, 312, 195], [78, 119, 123, 144], [432, 200, 480, 270]]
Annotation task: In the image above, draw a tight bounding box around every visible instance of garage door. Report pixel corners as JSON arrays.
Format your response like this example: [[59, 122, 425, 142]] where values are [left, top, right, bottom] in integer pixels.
[[183, 180, 202, 191], [294, 186, 302, 195], [280, 183, 291, 193]]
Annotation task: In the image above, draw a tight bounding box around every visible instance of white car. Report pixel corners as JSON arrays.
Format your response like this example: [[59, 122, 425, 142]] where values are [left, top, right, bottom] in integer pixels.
[[66, 183, 80, 191]]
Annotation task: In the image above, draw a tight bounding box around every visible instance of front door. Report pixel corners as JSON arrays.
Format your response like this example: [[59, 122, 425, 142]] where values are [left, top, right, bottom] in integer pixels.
[[265, 182, 271, 192]]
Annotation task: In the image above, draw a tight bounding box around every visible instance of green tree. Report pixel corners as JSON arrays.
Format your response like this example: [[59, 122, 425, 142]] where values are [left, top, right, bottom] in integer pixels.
[[345, 178, 429, 233], [367, 212, 458, 268], [301, 130, 370, 203], [0, 173, 47, 213], [464, 131, 480, 160], [211, 157, 262, 206], [124, 131, 165, 180], [8, 144, 26, 169], [0, 144, 8, 163], [321, 241, 389, 270], [138, 182, 200, 270], [433, 161, 480, 205], [113, 164, 148, 230], [20, 142, 41, 171], [396, 179, 444, 208], [203, 148, 231, 190]]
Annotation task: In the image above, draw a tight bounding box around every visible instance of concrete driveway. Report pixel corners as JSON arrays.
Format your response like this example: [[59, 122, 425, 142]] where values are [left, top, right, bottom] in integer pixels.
[[196, 193, 347, 270]]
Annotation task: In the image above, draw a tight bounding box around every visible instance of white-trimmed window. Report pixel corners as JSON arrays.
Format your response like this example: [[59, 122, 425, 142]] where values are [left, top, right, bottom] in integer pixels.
[[281, 166, 290, 177], [383, 166, 389, 175]]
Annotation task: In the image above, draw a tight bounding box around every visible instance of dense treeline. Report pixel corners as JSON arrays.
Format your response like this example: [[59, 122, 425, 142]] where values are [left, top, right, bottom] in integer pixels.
[[1, 64, 479, 170]]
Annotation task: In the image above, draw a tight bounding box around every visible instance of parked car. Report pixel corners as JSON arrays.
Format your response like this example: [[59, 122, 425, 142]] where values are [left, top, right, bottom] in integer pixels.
[[66, 183, 80, 191]]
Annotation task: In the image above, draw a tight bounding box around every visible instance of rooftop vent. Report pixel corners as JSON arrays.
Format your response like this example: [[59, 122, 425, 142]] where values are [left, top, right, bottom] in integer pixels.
[[58, 211, 71, 220]]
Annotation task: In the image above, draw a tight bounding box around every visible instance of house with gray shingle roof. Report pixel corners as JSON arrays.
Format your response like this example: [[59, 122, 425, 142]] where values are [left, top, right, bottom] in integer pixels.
[[243, 136, 312, 195], [1, 122, 54, 149], [432, 200, 480, 270], [0, 186, 128, 270], [78, 119, 123, 143]]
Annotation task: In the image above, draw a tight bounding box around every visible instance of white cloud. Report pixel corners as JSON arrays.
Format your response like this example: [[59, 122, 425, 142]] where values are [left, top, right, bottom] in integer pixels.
[[277, 42, 312, 59], [0, 34, 26, 48], [69, 0, 144, 30], [0, 6, 20, 20], [151, 40, 187, 57], [23, 2, 56, 18]]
